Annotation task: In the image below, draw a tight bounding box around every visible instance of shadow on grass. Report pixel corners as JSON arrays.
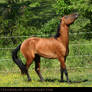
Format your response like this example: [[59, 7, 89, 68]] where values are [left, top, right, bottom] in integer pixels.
[[45, 78, 59, 82], [45, 78, 89, 83]]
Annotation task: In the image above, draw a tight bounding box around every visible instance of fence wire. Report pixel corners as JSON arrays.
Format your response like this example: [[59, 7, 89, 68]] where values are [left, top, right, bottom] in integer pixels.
[[0, 32, 92, 39], [0, 33, 92, 73], [0, 43, 92, 50]]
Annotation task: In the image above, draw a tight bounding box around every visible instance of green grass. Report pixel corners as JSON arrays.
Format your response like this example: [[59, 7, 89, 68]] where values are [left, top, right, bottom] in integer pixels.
[[0, 66, 92, 87], [0, 39, 92, 87]]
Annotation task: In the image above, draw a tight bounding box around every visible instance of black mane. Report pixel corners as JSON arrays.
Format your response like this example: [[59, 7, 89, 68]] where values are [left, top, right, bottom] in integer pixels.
[[54, 21, 61, 38]]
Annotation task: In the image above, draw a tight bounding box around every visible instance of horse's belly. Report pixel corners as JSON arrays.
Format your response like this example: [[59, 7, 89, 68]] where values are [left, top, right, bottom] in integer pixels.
[[37, 51, 57, 59]]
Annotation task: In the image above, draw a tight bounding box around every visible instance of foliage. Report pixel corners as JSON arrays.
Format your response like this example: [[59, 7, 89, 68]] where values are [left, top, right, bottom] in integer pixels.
[[54, 0, 92, 39], [0, 0, 57, 45], [0, 0, 92, 45], [54, 0, 73, 16], [55, 0, 92, 17]]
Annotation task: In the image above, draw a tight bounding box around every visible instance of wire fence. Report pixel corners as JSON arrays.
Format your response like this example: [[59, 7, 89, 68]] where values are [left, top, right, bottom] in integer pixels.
[[0, 31, 92, 39], [0, 32, 92, 87], [0, 33, 92, 72], [0, 43, 92, 49], [0, 32, 92, 52]]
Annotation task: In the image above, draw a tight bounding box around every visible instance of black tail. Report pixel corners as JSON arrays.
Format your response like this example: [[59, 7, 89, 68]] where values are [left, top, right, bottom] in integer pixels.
[[12, 44, 27, 74]]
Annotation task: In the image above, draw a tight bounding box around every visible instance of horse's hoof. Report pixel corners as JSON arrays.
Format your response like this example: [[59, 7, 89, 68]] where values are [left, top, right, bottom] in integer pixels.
[[67, 80, 72, 83], [60, 80, 64, 82]]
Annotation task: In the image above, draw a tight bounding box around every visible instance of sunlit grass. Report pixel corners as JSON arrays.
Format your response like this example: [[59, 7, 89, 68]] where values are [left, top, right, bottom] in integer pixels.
[[0, 67, 92, 87]]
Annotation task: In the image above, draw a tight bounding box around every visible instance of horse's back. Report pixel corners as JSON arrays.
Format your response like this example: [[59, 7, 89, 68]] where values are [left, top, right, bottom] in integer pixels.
[[20, 37, 66, 59]]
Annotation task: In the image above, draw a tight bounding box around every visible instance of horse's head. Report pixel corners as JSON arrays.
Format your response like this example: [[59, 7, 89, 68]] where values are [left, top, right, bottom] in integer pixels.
[[62, 13, 78, 25]]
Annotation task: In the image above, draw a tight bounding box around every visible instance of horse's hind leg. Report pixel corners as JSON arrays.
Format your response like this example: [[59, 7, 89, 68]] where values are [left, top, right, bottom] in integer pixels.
[[25, 56, 34, 81], [34, 55, 44, 82]]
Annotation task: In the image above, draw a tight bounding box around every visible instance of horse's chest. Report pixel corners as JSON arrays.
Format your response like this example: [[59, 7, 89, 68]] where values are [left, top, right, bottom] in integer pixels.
[[56, 45, 69, 57]]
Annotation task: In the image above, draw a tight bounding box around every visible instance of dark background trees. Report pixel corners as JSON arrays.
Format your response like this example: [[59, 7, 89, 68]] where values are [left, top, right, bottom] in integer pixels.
[[0, 0, 92, 46]]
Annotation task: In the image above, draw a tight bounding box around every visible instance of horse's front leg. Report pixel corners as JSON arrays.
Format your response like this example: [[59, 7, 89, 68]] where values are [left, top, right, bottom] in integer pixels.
[[58, 56, 70, 83]]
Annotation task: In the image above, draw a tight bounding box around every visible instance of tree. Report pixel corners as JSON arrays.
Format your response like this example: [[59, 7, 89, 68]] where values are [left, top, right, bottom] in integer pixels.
[[54, 0, 92, 39], [0, 0, 31, 44]]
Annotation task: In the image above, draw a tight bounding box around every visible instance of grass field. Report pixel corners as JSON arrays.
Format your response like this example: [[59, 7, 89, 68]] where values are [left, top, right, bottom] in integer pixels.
[[0, 43, 92, 87], [0, 64, 92, 87], [0, 40, 92, 87]]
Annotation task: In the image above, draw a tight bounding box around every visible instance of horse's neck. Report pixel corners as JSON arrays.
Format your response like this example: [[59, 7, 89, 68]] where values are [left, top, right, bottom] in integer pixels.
[[57, 22, 69, 48]]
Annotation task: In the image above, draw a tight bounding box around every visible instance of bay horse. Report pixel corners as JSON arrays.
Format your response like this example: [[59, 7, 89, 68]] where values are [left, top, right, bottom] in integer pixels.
[[12, 13, 78, 82]]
